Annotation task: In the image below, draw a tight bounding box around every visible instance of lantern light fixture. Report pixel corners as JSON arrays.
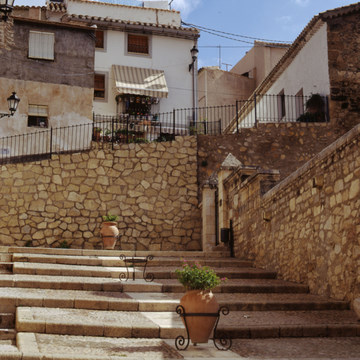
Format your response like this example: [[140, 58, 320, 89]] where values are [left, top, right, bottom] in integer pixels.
[[0, 0, 15, 22], [0, 92, 20, 119], [188, 45, 198, 72]]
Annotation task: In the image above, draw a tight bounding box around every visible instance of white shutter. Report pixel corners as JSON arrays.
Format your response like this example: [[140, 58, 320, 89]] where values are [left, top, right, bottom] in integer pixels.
[[29, 31, 54, 60], [28, 105, 48, 117]]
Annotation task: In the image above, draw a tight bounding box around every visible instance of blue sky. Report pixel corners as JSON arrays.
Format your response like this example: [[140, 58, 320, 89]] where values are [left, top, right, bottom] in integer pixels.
[[15, 0, 357, 69]]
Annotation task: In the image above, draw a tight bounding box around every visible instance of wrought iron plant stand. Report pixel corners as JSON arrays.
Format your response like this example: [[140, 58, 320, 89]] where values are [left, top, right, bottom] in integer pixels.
[[175, 305, 232, 351], [118, 254, 154, 282]]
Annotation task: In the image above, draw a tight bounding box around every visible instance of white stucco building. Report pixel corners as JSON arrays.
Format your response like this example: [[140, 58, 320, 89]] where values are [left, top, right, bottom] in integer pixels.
[[225, 13, 332, 132], [64, 0, 199, 120]]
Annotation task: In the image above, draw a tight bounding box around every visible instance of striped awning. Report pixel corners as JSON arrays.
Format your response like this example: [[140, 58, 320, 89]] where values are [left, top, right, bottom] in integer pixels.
[[112, 65, 168, 98]]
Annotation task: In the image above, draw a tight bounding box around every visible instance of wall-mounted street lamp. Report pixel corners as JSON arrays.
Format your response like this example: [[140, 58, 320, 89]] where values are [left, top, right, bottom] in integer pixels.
[[188, 45, 198, 72], [0, 0, 15, 22], [0, 92, 20, 119]]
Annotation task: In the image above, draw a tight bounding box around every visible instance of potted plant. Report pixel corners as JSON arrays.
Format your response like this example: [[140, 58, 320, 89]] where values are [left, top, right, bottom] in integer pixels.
[[93, 127, 103, 141], [103, 129, 112, 142], [100, 214, 119, 250], [175, 260, 226, 345]]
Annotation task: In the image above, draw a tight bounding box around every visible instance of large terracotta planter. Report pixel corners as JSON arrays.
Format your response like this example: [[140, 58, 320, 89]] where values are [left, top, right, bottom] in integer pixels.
[[180, 290, 219, 344], [100, 221, 119, 250]]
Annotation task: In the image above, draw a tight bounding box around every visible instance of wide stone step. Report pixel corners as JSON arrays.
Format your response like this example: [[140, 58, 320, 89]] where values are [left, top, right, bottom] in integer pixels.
[[12, 253, 253, 269], [159, 279, 309, 294], [11, 263, 275, 283], [16, 307, 360, 339], [13, 334, 360, 360], [1, 286, 339, 314], [8, 247, 231, 259], [0, 341, 18, 359], [11, 334, 360, 360]]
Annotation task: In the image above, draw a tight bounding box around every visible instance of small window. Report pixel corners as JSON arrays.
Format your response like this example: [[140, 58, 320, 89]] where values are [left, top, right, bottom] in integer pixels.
[[28, 105, 48, 128], [94, 74, 105, 99], [29, 31, 54, 60], [95, 30, 104, 49], [128, 34, 149, 54]]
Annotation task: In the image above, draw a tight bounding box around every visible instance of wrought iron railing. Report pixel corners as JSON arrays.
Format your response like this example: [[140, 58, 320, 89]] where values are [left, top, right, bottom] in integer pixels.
[[0, 94, 329, 164]]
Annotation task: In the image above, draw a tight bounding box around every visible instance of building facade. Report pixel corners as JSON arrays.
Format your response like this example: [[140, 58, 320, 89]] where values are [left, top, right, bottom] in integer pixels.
[[0, 6, 94, 139], [64, 0, 200, 120]]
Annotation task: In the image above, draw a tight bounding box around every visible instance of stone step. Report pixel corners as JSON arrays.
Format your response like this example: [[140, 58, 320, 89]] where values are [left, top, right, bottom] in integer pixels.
[[15, 307, 360, 339], [8, 247, 231, 259], [12, 252, 253, 268], [13, 334, 360, 360], [0, 285, 331, 314], [158, 279, 309, 294], [10, 334, 360, 360], [0, 313, 15, 328], [0, 341, 19, 359], [0, 286, 347, 313], [11, 262, 274, 281]]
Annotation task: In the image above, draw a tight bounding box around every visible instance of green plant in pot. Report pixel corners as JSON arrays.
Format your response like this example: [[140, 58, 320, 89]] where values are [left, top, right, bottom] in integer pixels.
[[100, 214, 119, 250], [175, 260, 226, 345]]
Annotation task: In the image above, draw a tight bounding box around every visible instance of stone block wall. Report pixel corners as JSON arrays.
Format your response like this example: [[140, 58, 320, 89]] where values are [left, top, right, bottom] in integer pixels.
[[325, 11, 360, 131], [0, 137, 201, 251], [226, 124, 360, 302], [198, 123, 341, 189]]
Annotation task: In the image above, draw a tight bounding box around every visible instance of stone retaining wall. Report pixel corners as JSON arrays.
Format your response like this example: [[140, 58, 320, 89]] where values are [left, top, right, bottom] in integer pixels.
[[225, 124, 360, 302], [0, 137, 201, 251], [197, 123, 341, 190]]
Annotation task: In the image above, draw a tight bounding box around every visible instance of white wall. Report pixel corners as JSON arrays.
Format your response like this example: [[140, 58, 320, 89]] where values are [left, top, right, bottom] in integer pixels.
[[66, 0, 181, 27], [94, 29, 195, 115], [236, 23, 330, 130], [267, 23, 330, 97]]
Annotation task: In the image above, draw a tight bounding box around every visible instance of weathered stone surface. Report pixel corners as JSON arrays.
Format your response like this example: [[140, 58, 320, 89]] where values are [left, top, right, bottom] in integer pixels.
[[225, 125, 360, 303], [0, 137, 201, 251]]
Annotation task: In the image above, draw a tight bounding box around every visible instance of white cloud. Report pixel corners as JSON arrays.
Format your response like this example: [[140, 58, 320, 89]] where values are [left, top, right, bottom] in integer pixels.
[[169, 0, 201, 18], [293, 0, 310, 7]]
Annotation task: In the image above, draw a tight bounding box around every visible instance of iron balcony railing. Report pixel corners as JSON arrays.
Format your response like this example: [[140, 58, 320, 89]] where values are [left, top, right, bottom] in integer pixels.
[[0, 94, 329, 164]]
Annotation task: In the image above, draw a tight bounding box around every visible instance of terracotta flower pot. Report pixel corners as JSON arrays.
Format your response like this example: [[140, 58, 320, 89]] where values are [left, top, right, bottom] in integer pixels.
[[100, 221, 119, 250], [180, 290, 219, 344]]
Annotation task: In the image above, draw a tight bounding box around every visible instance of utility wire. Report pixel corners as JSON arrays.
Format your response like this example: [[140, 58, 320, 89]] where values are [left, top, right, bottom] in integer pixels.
[[182, 21, 291, 44]]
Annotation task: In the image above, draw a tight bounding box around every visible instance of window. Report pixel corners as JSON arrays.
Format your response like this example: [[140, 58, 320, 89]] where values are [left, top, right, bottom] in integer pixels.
[[28, 105, 48, 128], [127, 34, 149, 54], [277, 89, 286, 120], [94, 74, 105, 99], [95, 30, 104, 49], [28, 31, 54, 60]]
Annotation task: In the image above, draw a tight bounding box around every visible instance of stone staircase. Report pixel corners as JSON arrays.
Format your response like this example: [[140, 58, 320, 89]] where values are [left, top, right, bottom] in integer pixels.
[[0, 247, 359, 359]]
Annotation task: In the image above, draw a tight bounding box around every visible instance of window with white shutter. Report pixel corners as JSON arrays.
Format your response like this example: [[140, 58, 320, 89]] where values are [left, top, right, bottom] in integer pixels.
[[28, 104, 49, 128], [28, 31, 55, 60]]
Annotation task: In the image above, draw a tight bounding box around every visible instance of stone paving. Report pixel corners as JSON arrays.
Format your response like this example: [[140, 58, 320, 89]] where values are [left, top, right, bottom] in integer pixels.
[[0, 248, 359, 360]]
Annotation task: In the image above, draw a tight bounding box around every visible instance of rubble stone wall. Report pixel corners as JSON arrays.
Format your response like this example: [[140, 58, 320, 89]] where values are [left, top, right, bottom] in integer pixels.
[[326, 11, 360, 132], [0, 137, 202, 251], [197, 123, 341, 190], [226, 124, 360, 302]]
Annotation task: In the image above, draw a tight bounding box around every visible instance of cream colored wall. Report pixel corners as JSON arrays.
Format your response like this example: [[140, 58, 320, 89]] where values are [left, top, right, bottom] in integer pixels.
[[198, 68, 255, 107], [0, 78, 93, 136], [231, 43, 289, 87]]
